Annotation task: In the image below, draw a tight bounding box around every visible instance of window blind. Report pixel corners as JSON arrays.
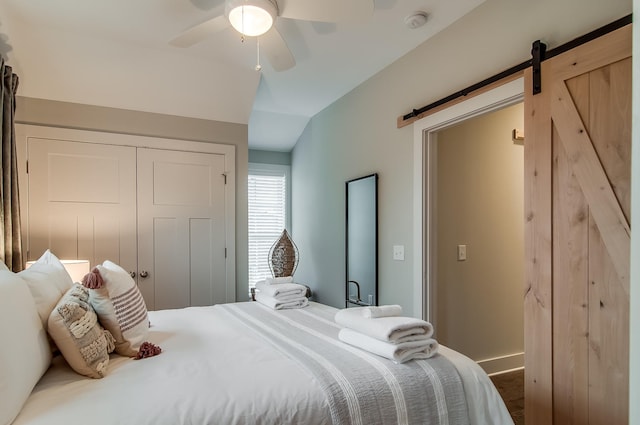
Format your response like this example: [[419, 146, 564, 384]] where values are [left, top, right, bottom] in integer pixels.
[[248, 172, 287, 288]]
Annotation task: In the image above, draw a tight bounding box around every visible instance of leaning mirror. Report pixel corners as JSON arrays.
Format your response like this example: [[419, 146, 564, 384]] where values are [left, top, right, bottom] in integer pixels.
[[345, 173, 378, 308]]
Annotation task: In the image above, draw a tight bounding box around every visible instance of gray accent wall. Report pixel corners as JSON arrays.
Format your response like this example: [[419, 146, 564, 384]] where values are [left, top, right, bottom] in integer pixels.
[[249, 149, 291, 165], [15, 96, 250, 300], [291, 0, 632, 316]]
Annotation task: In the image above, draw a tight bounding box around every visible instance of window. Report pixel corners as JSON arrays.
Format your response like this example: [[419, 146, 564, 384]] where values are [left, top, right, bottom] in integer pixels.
[[248, 163, 291, 288]]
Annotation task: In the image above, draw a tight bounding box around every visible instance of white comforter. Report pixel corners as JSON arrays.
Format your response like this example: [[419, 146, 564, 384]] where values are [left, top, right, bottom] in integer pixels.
[[13, 302, 512, 425]]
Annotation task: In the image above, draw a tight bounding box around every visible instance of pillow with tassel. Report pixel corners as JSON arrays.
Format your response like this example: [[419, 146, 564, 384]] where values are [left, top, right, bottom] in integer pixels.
[[82, 261, 149, 357], [48, 284, 116, 378]]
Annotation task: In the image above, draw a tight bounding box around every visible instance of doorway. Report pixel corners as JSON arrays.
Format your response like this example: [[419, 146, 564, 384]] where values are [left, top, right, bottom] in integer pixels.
[[433, 103, 524, 374], [410, 77, 523, 324], [411, 79, 526, 425]]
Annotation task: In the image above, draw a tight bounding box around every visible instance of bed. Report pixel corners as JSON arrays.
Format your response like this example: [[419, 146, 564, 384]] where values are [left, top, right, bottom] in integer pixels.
[[1, 254, 513, 425]]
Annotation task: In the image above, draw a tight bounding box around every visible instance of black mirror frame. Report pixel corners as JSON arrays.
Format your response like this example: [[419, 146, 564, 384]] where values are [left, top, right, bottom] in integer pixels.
[[345, 173, 378, 308]]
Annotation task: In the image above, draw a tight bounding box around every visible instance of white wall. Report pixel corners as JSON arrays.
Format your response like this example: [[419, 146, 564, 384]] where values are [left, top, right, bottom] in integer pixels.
[[0, 1, 259, 126], [291, 0, 631, 315]]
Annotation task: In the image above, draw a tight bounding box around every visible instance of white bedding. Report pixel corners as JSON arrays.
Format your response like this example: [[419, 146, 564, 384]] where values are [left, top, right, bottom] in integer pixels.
[[12, 302, 513, 425]]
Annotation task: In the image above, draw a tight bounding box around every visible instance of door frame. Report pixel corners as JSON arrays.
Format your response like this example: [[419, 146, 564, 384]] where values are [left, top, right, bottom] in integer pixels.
[[15, 124, 237, 302], [411, 77, 524, 322]]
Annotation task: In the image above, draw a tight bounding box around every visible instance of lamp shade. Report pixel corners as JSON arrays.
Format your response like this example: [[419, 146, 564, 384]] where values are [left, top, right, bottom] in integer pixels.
[[25, 259, 91, 283], [226, 0, 277, 37]]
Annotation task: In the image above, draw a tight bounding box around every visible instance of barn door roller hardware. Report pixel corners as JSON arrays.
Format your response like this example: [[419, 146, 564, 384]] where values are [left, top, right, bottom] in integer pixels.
[[531, 40, 546, 95], [397, 14, 631, 126]]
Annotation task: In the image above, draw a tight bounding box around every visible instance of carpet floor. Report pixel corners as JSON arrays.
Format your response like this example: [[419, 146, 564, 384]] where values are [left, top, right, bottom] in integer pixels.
[[490, 368, 524, 425]]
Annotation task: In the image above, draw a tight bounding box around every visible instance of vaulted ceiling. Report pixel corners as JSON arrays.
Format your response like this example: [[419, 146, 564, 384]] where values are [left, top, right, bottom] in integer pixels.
[[0, 0, 484, 151]]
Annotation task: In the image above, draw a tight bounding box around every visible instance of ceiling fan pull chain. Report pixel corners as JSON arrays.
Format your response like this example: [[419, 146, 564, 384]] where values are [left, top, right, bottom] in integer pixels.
[[255, 38, 262, 71], [241, 4, 245, 40]]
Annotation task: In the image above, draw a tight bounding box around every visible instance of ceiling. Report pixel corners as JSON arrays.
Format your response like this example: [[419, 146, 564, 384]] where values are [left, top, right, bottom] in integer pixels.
[[0, 0, 484, 151]]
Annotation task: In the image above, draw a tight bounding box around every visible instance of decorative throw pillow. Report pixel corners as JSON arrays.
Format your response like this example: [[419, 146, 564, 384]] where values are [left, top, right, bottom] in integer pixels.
[[83, 260, 149, 357], [0, 270, 52, 425], [19, 249, 74, 328], [48, 284, 116, 379]]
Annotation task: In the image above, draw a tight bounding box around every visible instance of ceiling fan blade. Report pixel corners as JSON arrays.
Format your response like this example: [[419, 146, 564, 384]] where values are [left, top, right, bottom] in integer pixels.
[[278, 0, 374, 23], [261, 28, 295, 72], [169, 15, 229, 48]]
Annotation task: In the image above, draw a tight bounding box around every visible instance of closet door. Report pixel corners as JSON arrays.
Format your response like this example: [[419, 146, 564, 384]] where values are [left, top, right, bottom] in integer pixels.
[[26, 138, 137, 275], [524, 25, 631, 424], [137, 148, 228, 310]]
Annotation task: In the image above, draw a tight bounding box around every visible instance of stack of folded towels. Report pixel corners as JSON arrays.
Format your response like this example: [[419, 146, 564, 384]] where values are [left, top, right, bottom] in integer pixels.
[[254, 276, 309, 310], [334, 304, 438, 364]]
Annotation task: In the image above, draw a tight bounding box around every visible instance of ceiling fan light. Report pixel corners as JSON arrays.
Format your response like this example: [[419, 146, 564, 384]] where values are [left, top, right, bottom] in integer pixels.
[[226, 0, 277, 37]]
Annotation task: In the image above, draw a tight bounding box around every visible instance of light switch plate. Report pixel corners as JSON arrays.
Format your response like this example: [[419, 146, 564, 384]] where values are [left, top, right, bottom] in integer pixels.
[[393, 245, 405, 261], [457, 244, 467, 261]]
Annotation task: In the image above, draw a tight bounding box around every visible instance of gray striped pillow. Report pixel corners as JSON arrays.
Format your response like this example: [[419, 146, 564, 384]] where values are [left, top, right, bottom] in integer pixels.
[[86, 261, 149, 357]]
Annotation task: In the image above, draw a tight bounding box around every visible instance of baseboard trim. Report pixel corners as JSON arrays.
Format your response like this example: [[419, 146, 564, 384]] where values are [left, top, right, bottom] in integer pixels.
[[477, 352, 524, 375]]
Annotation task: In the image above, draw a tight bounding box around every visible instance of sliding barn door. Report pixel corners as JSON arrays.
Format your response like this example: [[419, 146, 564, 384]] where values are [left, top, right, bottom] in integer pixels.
[[524, 25, 631, 425]]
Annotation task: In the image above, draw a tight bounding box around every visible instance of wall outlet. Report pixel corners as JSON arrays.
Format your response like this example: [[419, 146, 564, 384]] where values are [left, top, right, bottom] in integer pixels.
[[393, 245, 405, 261]]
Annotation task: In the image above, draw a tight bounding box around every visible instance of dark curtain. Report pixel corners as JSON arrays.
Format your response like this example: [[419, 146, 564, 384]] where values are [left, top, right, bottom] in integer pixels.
[[0, 58, 22, 271]]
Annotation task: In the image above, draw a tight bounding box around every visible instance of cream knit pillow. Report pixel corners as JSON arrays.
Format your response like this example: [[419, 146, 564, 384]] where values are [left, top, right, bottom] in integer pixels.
[[48, 284, 115, 379]]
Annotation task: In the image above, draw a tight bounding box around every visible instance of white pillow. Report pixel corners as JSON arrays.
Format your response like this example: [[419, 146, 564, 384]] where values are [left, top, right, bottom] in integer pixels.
[[27, 249, 74, 292], [86, 260, 149, 356], [19, 250, 74, 327], [0, 270, 51, 425]]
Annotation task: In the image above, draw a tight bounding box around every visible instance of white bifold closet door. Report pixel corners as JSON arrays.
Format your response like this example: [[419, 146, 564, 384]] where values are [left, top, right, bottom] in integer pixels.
[[136, 148, 227, 311], [26, 138, 228, 310], [27, 138, 138, 279]]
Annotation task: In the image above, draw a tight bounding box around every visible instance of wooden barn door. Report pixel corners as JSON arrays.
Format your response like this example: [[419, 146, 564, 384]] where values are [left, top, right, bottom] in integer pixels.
[[524, 24, 631, 425]]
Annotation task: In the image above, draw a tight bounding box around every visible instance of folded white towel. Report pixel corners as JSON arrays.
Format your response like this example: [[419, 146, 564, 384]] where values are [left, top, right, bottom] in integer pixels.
[[339, 328, 439, 363], [362, 304, 403, 319], [255, 292, 309, 310], [334, 308, 433, 343], [255, 281, 307, 299], [265, 276, 294, 284], [270, 292, 308, 303]]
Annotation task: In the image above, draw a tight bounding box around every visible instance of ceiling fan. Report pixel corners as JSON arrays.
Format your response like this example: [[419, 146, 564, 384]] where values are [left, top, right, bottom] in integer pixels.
[[170, 0, 374, 72]]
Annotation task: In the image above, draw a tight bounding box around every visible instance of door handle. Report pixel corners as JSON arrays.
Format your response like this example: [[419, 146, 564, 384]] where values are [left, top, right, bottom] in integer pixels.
[[129, 271, 136, 278], [139, 270, 149, 278]]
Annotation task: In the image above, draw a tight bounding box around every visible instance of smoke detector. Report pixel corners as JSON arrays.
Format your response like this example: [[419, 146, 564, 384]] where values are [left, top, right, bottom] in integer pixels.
[[404, 11, 429, 29]]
